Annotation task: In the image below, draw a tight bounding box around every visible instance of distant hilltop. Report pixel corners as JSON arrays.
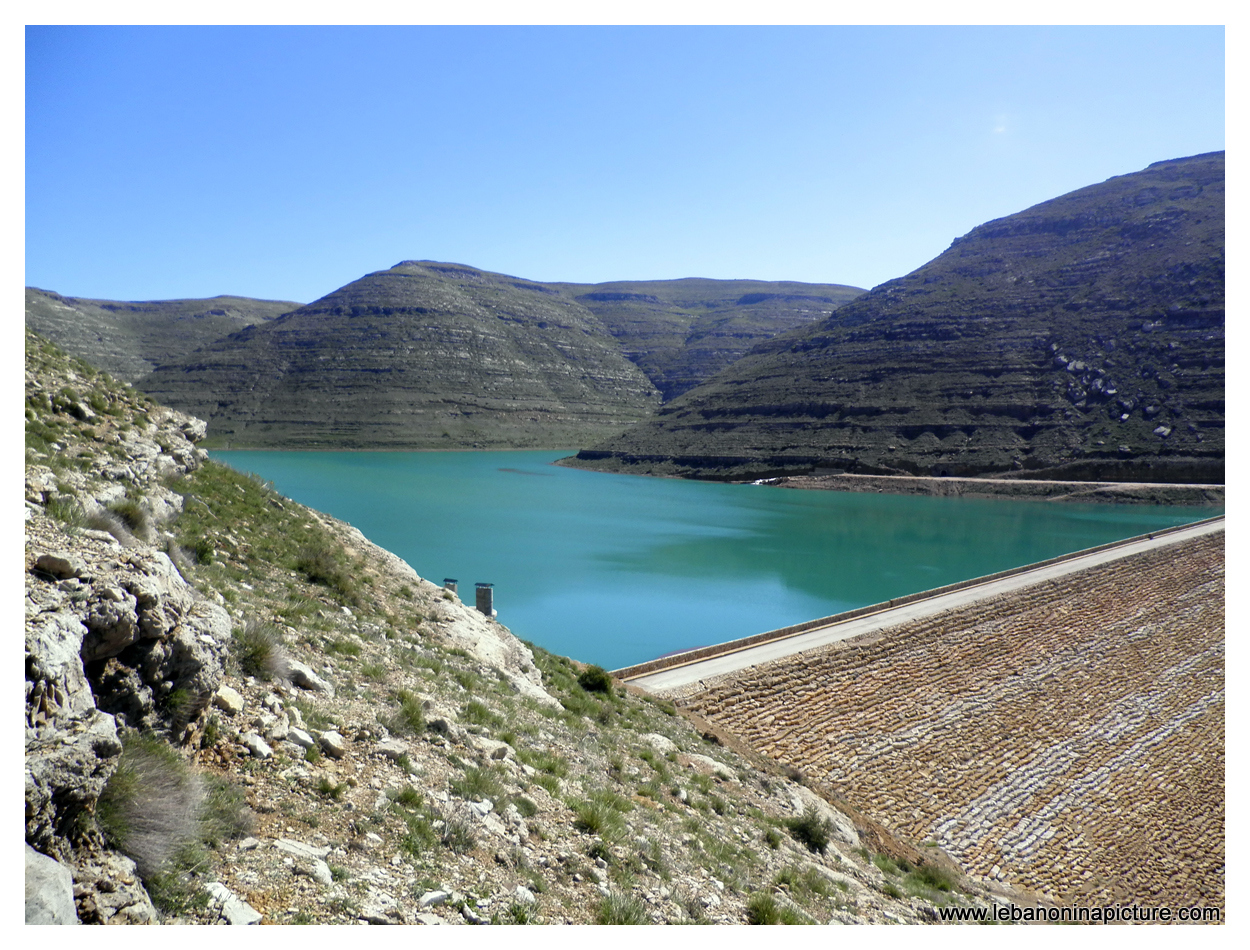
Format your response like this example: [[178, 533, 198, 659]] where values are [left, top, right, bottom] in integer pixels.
[[24, 290, 302, 384], [28, 265, 864, 451], [568, 151, 1224, 485]]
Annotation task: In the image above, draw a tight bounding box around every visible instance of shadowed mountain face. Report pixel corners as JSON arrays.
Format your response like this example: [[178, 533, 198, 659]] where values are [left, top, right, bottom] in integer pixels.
[[545, 278, 865, 400], [24, 289, 301, 383], [571, 152, 1224, 483], [136, 261, 663, 449]]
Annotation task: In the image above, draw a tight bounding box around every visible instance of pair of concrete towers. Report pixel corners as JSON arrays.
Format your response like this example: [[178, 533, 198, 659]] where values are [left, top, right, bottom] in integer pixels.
[[444, 579, 495, 618]]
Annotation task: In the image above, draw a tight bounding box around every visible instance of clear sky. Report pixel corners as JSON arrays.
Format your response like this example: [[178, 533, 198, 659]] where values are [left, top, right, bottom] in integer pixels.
[[25, 24, 1225, 304]]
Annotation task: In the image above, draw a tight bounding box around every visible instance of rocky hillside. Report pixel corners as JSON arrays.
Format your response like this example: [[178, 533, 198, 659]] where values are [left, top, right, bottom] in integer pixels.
[[25, 288, 301, 383], [135, 261, 663, 450], [26, 331, 1019, 925], [546, 278, 865, 401], [569, 152, 1225, 484], [30, 268, 864, 451]]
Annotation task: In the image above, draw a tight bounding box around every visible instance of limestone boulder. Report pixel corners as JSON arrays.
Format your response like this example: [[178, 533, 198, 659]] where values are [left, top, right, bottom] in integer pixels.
[[25, 845, 78, 924]]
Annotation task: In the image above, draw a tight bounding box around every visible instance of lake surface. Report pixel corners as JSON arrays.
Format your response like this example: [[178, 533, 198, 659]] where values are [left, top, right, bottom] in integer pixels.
[[214, 450, 1217, 670]]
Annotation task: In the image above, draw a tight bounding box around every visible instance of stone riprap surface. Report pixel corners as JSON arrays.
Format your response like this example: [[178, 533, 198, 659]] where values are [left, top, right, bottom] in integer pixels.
[[678, 533, 1224, 910]]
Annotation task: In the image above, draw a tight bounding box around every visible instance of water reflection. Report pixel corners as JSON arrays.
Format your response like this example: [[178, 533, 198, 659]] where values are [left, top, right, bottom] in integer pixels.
[[214, 450, 1216, 669]]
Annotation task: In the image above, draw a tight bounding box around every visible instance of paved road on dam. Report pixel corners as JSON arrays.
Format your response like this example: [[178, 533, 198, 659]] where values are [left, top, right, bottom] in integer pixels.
[[626, 517, 1225, 695]]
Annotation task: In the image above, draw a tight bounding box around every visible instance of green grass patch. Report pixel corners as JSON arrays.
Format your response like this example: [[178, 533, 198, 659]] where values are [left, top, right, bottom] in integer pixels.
[[595, 892, 647, 925], [746, 892, 811, 925], [462, 699, 502, 728], [450, 766, 504, 802], [516, 747, 569, 777], [232, 620, 285, 679], [380, 688, 425, 736]]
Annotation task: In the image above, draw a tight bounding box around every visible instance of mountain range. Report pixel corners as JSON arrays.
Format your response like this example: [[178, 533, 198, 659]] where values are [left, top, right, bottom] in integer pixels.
[[25, 152, 1223, 482], [570, 152, 1225, 483], [24, 289, 300, 383], [30, 266, 862, 450]]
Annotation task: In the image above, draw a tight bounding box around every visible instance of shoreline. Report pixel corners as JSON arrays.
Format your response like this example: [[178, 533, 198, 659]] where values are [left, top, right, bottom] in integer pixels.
[[757, 472, 1224, 506], [209, 446, 582, 454]]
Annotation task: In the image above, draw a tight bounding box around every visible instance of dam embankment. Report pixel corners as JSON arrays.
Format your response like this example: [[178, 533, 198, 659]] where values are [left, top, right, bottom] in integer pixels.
[[626, 522, 1225, 911]]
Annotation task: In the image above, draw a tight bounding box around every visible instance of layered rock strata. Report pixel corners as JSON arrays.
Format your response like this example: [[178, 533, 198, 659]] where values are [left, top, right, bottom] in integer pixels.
[[547, 278, 865, 400], [24, 288, 299, 383], [571, 152, 1225, 483], [137, 261, 663, 449]]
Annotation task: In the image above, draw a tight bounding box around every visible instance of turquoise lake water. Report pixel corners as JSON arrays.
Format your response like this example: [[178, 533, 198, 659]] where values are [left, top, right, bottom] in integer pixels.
[[214, 450, 1218, 670]]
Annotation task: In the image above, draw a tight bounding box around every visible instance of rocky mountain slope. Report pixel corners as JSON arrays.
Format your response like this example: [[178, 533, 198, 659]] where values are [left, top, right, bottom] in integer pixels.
[[568, 152, 1225, 483], [546, 278, 865, 401], [25, 288, 301, 383], [30, 268, 863, 451], [26, 331, 1017, 925], [136, 261, 663, 450]]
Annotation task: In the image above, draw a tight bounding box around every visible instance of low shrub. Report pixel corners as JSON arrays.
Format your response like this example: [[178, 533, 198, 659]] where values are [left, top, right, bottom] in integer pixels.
[[517, 748, 568, 777], [383, 786, 418, 809], [295, 543, 359, 605], [451, 766, 503, 802], [577, 665, 613, 695], [906, 863, 957, 893], [463, 699, 502, 728], [398, 811, 439, 857], [232, 620, 286, 679], [873, 853, 900, 876], [503, 901, 534, 924], [440, 814, 476, 853], [588, 788, 634, 814], [315, 777, 347, 800], [45, 496, 85, 528], [200, 774, 252, 846], [784, 806, 833, 854], [595, 892, 647, 925], [571, 798, 624, 839], [381, 689, 424, 736], [746, 892, 810, 925], [532, 774, 561, 796], [85, 507, 135, 545], [108, 498, 153, 540], [359, 662, 388, 682], [774, 864, 832, 900], [746, 892, 781, 924], [96, 733, 205, 881]]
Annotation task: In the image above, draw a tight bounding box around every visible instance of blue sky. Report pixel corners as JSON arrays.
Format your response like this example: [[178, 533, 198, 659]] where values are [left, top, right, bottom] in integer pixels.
[[25, 25, 1225, 303]]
